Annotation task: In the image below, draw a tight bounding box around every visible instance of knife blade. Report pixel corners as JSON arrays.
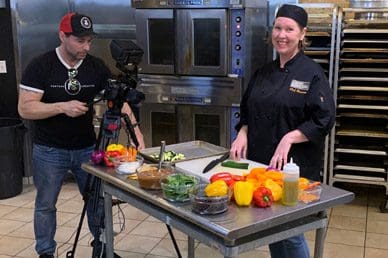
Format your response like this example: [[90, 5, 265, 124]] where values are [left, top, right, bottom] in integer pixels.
[[202, 152, 229, 173]]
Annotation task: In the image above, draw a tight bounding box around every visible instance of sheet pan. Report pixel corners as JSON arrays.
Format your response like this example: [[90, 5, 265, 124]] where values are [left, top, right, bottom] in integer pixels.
[[139, 140, 229, 164]]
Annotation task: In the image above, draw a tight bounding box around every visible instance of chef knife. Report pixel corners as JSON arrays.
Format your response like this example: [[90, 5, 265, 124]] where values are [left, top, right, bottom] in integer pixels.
[[202, 152, 230, 173]]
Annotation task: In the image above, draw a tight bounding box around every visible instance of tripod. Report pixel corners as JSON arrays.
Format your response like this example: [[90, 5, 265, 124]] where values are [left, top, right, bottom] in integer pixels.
[[66, 107, 138, 258], [67, 105, 182, 258]]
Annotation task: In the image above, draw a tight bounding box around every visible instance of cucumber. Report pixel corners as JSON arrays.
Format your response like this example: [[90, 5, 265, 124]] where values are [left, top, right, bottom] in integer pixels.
[[221, 161, 249, 169]]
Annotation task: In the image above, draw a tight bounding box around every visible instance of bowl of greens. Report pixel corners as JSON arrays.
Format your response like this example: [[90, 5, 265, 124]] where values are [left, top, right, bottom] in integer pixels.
[[160, 173, 199, 202]]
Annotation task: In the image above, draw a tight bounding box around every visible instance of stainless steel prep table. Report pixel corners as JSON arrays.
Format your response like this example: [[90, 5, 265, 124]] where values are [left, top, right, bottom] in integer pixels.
[[82, 163, 354, 258]]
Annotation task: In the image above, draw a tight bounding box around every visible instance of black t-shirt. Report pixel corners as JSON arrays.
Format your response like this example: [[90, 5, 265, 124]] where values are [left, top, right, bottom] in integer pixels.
[[20, 48, 111, 149], [236, 51, 336, 180]]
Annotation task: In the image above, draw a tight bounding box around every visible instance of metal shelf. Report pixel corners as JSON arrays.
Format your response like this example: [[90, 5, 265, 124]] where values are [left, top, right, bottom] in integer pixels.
[[335, 148, 387, 156]]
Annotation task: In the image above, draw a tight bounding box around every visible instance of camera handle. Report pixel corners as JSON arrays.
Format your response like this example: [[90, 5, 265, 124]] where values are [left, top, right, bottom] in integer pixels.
[[121, 112, 139, 149]]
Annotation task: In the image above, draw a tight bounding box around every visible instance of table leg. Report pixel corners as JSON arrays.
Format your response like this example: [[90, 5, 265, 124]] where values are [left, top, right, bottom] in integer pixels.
[[104, 191, 114, 258], [188, 236, 195, 258], [314, 211, 328, 258]]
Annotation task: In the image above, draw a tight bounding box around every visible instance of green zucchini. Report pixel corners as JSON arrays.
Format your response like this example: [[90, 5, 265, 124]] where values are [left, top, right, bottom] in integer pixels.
[[221, 161, 249, 169]]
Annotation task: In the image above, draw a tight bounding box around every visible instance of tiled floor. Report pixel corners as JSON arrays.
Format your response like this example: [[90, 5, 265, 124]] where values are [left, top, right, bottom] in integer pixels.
[[1, 180, 388, 258]]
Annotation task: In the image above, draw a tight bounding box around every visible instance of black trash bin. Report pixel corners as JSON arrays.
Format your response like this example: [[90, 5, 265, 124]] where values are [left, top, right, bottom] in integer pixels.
[[0, 118, 26, 199]]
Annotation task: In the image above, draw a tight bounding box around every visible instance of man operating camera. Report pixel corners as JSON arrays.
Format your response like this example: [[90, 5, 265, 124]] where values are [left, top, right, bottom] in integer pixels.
[[18, 12, 144, 258]]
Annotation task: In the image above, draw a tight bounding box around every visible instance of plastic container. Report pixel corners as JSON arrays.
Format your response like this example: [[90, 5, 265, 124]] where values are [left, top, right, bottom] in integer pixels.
[[282, 158, 300, 206], [300, 185, 322, 203]]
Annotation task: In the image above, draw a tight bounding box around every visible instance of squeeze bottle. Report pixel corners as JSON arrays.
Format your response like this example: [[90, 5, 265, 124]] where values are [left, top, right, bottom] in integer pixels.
[[282, 158, 299, 206]]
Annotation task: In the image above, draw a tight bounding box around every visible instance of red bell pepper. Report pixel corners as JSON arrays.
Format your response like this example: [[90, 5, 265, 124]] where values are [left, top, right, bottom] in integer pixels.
[[210, 172, 234, 186], [232, 175, 245, 182], [253, 186, 274, 208], [103, 150, 121, 167]]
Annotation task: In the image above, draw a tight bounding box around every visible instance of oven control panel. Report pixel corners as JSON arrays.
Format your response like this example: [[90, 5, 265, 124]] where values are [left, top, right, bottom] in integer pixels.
[[231, 9, 245, 77], [174, 0, 202, 5], [161, 95, 213, 105]]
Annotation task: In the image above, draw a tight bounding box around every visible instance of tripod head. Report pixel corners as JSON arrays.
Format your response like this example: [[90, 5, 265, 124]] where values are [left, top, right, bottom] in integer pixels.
[[95, 40, 145, 151]]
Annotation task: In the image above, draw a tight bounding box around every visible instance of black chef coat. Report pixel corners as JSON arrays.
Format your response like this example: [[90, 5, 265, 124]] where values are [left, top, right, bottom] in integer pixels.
[[236, 51, 335, 180]]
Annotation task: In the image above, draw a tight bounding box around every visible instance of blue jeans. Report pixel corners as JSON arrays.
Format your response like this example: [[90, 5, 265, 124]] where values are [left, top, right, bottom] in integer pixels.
[[269, 235, 310, 258], [32, 144, 103, 255]]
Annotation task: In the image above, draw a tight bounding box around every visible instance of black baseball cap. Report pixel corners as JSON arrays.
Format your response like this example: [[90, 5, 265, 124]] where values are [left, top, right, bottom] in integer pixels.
[[276, 4, 308, 28], [59, 12, 97, 37]]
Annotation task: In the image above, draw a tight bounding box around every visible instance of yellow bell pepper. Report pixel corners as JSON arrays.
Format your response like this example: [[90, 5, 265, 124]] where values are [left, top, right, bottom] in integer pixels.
[[233, 181, 254, 206], [264, 178, 283, 201], [204, 180, 228, 197], [106, 144, 126, 154]]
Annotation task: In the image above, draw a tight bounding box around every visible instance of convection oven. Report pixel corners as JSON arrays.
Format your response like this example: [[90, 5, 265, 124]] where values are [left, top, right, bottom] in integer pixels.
[[132, 0, 268, 148]]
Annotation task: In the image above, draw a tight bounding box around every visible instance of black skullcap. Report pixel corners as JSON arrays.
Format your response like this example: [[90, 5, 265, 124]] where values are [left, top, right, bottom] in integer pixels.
[[276, 4, 308, 28]]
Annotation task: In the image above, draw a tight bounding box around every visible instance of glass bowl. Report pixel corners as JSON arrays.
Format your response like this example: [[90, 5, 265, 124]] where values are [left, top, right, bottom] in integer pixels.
[[160, 173, 200, 202], [136, 164, 174, 190], [190, 184, 230, 215], [113, 155, 144, 175]]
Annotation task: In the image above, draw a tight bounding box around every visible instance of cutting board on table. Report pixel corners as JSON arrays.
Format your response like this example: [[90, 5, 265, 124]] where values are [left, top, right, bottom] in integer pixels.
[[175, 155, 266, 181]]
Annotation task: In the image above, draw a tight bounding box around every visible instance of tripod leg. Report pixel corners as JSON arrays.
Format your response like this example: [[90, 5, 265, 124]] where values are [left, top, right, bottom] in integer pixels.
[[66, 201, 88, 258], [104, 191, 114, 258], [166, 225, 182, 258], [66, 173, 94, 258], [90, 177, 106, 258]]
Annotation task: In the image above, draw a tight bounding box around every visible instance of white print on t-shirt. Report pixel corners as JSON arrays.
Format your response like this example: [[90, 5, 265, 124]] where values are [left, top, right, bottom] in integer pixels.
[[50, 83, 96, 95]]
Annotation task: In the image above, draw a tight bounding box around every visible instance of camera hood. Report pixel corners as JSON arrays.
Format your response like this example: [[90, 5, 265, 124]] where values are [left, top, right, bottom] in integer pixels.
[[110, 40, 144, 67]]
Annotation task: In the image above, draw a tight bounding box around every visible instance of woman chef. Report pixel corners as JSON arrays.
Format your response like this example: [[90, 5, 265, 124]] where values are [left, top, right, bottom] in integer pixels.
[[230, 4, 336, 258]]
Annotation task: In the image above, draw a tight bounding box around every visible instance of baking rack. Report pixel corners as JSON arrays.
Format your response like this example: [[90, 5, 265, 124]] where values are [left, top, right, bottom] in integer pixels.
[[329, 8, 388, 207]]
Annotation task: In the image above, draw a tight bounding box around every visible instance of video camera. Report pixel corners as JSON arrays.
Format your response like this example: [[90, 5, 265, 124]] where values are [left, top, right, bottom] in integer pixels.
[[103, 39, 145, 116], [95, 40, 145, 149]]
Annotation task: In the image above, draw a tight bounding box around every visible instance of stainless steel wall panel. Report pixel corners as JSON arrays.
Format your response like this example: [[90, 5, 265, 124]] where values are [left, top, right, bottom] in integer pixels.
[[72, 0, 136, 39], [11, 0, 70, 71]]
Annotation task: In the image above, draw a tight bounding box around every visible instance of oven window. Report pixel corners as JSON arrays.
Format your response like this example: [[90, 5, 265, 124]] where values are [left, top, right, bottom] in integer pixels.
[[149, 19, 174, 65], [195, 114, 220, 146], [151, 111, 177, 146], [193, 19, 220, 66]]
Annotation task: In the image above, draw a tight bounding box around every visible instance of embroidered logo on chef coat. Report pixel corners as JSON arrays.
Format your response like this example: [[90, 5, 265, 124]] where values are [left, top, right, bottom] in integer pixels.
[[289, 79, 310, 94]]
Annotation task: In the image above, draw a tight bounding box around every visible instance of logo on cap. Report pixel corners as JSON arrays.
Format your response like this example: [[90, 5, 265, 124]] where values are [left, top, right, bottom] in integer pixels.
[[80, 17, 92, 29]]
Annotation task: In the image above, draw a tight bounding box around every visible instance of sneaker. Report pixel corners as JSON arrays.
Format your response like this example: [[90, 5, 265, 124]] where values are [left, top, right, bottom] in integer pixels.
[[39, 254, 54, 258]]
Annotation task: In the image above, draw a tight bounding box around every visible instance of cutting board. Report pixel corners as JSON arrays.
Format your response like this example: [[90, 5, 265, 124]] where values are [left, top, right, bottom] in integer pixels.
[[175, 155, 267, 181]]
